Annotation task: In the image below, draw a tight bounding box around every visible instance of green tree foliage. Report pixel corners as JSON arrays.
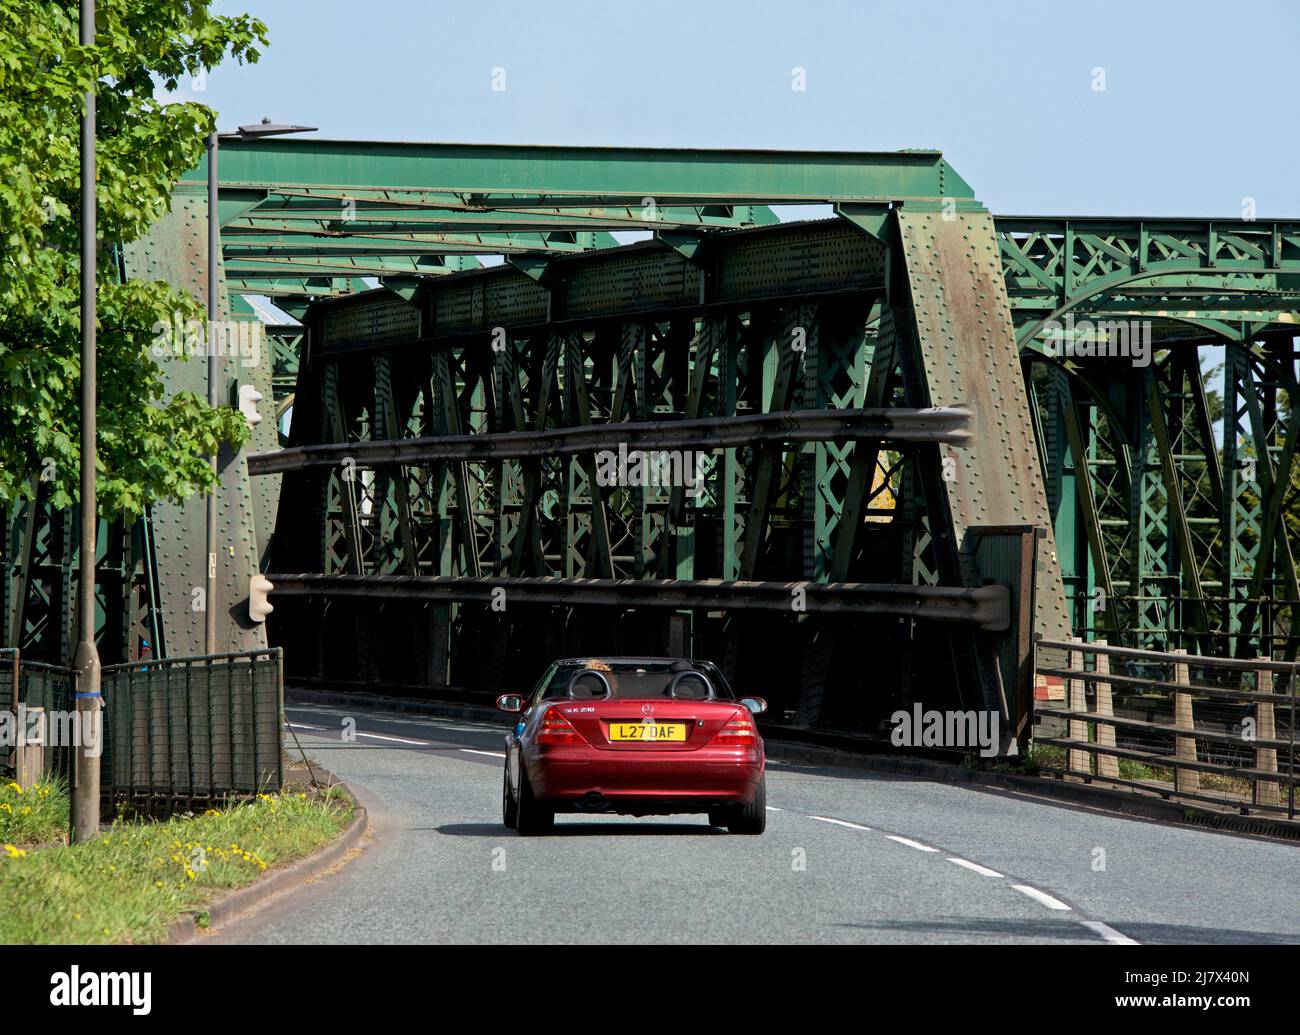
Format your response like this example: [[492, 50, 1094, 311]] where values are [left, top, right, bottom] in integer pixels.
[[0, 0, 268, 516]]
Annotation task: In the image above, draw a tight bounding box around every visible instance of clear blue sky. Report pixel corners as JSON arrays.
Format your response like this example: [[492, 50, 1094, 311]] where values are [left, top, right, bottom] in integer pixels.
[[202, 0, 1300, 217]]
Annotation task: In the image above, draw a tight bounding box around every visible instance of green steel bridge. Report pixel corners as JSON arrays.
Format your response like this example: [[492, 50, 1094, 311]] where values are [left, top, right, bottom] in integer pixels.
[[5, 138, 1299, 743]]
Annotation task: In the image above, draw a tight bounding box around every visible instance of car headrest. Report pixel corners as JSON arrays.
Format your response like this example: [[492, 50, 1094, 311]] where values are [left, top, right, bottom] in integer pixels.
[[567, 668, 612, 700], [667, 670, 713, 700]]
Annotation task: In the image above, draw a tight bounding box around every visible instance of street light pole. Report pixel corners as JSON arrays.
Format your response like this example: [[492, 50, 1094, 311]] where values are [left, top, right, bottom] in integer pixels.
[[71, 0, 101, 843]]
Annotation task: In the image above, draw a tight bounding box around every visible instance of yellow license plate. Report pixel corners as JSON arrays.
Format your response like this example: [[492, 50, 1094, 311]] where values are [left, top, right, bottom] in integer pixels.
[[609, 722, 687, 742]]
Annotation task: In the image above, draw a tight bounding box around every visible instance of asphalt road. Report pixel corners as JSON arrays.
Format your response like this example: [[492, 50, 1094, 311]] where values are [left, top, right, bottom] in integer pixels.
[[204, 703, 1300, 945]]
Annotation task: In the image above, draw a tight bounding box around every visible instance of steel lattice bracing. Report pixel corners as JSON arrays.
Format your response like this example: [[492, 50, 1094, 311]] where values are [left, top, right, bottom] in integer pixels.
[[253, 200, 1055, 739], [1005, 217, 1300, 658], [183, 138, 971, 305], [6, 136, 1300, 741]]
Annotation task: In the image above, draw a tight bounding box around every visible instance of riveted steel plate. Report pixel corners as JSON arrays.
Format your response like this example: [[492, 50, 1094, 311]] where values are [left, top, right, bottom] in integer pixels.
[[122, 195, 269, 655], [894, 208, 1070, 641], [320, 292, 420, 352]]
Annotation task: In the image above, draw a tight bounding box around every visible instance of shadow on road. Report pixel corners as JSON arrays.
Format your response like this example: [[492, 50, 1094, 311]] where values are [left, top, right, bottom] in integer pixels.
[[435, 822, 727, 837], [843, 916, 1298, 945]]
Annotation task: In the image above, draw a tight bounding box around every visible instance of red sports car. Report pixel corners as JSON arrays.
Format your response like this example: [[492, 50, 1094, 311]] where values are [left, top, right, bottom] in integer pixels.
[[498, 657, 767, 835]]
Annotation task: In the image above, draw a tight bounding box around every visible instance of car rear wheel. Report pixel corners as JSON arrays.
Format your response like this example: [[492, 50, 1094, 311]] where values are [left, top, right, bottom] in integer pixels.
[[502, 760, 518, 829], [727, 773, 766, 835], [515, 769, 554, 836]]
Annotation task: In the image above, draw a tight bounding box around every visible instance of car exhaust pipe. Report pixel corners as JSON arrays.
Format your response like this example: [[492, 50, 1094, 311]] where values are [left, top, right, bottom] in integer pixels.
[[583, 791, 609, 811]]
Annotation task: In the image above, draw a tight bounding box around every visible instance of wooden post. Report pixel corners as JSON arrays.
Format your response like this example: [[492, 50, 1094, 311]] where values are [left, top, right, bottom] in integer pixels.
[[1093, 640, 1120, 780], [1172, 648, 1199, 795], [15, 705, 44, 789], [1255, 659, 1279, 807], [1067, 636, 1091, 778]]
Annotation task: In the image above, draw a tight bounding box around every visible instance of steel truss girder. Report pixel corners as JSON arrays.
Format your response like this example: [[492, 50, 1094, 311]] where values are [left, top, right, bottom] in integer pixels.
[[248, 407, 972, 474], [190, 139, 969, 312], [183, 139, 975, 206], [998, 217, 1300, 343], [264, 205, 1050, 739], [1031, 335, 1300, 657], [311, 222, 884, 356], [222, 231, 605, 257], [265, 573, 1010, 629], [223, 191, 777, 234]]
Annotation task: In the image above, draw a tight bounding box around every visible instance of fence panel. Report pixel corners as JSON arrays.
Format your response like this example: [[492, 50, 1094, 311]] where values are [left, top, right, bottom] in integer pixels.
[[0, 648, 16, 713], [100, 649, 283, 811], [1035, 638, 1298, 818], [4, 648, 283, 814], [16, 659, 78, 785], [0, 648, 15, 772]]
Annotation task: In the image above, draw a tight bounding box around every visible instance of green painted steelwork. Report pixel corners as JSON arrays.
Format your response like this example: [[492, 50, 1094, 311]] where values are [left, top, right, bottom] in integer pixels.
[[7, 134, 1299, 741], [181, 138, 973, 203]]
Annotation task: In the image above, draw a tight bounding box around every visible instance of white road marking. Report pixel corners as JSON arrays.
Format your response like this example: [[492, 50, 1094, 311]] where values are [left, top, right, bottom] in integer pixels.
[[765, 806, 783, 812], [808, 815, 872, 831], [355, 731, 431, 746], [886, 834, 938, 852], [293, 720, 503, 757], [1079, 920, 1140, 945], [1013, 884, 1072, 911], [947, 857, 1003, 878]]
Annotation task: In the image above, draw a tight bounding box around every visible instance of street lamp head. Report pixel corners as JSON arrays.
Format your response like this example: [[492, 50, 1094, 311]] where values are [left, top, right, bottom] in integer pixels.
[[219, 119, 318, 141]]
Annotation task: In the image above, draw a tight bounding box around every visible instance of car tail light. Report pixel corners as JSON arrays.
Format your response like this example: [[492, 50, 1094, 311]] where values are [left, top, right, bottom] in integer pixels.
[[712, 709, 758, 747], [536, 708, 583, 745]]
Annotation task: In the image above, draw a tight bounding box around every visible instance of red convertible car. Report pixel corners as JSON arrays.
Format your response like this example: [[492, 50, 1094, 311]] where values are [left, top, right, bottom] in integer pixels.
[[497, 657, 767, 835]]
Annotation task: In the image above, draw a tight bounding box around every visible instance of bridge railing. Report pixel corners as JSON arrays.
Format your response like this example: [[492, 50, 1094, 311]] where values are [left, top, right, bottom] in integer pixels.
[[1, 647, 283, 816], [1034, 639, 1297, 819]]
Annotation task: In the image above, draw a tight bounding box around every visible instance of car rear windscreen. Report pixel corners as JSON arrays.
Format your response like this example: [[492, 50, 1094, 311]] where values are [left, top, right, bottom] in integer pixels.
[[541, 662, 732, 700]]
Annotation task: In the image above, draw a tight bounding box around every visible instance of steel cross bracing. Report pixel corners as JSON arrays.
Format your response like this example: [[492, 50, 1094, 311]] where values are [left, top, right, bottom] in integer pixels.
[[253, 194, 1058, 736], [182, 138, 971, 308], [5, 138, 1298, 739], [1004, 217, 1300, 659]]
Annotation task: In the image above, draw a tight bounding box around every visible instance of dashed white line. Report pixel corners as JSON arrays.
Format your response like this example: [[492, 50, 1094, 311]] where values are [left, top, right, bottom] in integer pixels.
[[947, 857, 1003, 878], [808, 815, 872, 831], [1012, 884, 1072, 911], [355, 731, 429, 746], [290, 722, 429, 746], [1079, 920, 1140, 945], [291, 721, 503, 756], [886, 834, 938, 852]]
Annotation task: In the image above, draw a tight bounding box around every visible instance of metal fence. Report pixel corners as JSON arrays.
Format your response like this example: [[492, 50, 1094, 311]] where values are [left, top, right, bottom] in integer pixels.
[[0, 648, 14, 713], [1035, 638, 1298, 818], [16, 658, 78, 782], [101, 650, 283, 811], [1, 647, 283, 814], [0, 648, 15, 773]]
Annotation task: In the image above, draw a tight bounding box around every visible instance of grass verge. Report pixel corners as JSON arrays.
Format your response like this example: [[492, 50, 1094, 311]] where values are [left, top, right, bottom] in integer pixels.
[[0, 788, 353, 944], [1, 778, 68, 846]]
